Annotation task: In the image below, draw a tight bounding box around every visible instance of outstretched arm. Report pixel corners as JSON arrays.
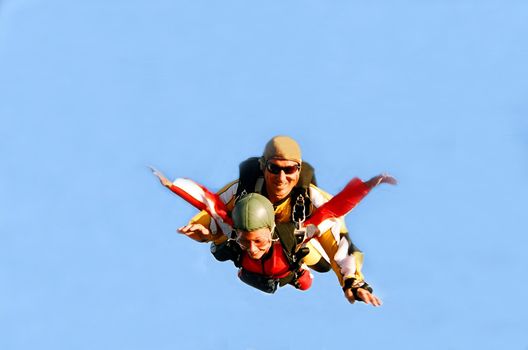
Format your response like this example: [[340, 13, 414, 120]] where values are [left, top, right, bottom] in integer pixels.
[[150, 166, 233, 242], [341, 173, 394, 306], [305, 174, 397, 231], [152, 167, 212, 241], [305, 175, 396, 305]]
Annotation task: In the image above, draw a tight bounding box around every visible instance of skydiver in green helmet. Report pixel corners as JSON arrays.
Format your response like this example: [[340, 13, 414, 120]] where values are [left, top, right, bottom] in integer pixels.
[[212, 193, 313, 293]]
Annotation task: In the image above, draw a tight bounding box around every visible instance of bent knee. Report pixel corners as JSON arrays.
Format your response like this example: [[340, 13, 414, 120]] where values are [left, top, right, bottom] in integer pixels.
[[308, 257, 331, 273]]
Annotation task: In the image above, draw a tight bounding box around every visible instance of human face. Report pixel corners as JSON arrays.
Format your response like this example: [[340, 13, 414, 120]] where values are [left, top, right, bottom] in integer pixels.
[[263, 159, 300, 203], [236, 227, 273, 260]]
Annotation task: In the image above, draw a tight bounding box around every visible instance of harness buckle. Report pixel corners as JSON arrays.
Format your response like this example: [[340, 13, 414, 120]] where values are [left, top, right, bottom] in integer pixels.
[[234, 189, 248, 204], [293, 225, 307, 252], [292, 194, 306, 229]]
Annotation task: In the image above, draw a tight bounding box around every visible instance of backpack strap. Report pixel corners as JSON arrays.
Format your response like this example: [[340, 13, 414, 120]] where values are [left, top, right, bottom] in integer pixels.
[[236, 157, 264, 199], [274, 222, 297, 258], [273, 223, 308, 263], [298, 161, 316, 187]]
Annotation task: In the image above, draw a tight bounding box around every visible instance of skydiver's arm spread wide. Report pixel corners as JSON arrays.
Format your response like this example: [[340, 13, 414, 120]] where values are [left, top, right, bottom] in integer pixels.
[[151, 167, 235, 243], [304, 174, 396, 305], [180, 180, 239, 244]]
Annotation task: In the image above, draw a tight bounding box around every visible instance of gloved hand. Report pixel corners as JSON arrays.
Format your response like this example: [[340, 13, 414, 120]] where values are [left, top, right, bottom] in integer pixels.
[[210, 240, 242, 267]]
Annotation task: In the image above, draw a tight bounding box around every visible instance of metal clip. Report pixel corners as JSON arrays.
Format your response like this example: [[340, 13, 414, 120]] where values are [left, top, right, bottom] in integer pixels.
[[292, 194, 306, 229], [234, 188, 248, 204], [293, 226, 307, 250]]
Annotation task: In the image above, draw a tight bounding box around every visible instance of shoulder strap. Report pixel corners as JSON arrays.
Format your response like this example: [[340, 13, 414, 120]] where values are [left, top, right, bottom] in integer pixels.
[[273, 223, 310, 274], [236, 157, 263, 199], [274, 223, 297, 259], [298, 161, 317, 187]]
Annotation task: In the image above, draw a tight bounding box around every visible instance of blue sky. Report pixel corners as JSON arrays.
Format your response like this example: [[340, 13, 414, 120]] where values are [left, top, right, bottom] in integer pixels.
[[1, 1, 527, 349]]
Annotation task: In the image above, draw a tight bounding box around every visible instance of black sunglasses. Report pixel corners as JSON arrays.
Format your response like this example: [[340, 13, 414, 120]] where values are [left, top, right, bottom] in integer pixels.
[[265, 162, 301, 175]]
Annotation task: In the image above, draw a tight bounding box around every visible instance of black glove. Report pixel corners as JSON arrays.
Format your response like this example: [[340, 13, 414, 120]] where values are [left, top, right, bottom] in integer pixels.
[[290, 268, 308, 289], [342, 278, 374, 302], [288, 246, 309, 270], [210, 240, 242, 267]]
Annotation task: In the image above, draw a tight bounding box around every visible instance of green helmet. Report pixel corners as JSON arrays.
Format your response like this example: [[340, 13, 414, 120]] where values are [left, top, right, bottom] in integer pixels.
[[232, 193, 275, 232]]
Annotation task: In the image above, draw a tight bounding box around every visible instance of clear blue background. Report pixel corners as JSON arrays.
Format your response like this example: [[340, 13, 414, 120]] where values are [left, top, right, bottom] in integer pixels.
[[1, 1, 527, 349]]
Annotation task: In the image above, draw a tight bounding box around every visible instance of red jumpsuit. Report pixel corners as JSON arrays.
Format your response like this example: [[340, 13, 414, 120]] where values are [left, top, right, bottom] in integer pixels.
[[239, 241, 313, 290]]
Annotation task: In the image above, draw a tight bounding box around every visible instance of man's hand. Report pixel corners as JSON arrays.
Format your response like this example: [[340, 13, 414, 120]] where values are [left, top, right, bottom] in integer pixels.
[[344, 288, 383, 307], [178, 223, 214, 242], [365, 173, 398, 189], [150, 166, 173, 187]]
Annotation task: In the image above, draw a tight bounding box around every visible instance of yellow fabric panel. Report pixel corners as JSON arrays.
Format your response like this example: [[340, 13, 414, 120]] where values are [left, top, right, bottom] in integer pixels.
[[316, 230, 344, 285], [272, 197, 293, 223], [188, 180, 238, 244], [301, 241, 323, 266], [189, 210, 212, 228], [217, 180, 239, 209], [188, 210, 228, 244], [352, 251, 365, 282], [310, 184, 333, 200], [316, 230, 364, 285]]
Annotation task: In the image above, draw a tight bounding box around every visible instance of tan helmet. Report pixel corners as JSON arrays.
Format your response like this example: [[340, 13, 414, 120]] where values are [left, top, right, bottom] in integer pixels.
[[260, 136, 302, 169]]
